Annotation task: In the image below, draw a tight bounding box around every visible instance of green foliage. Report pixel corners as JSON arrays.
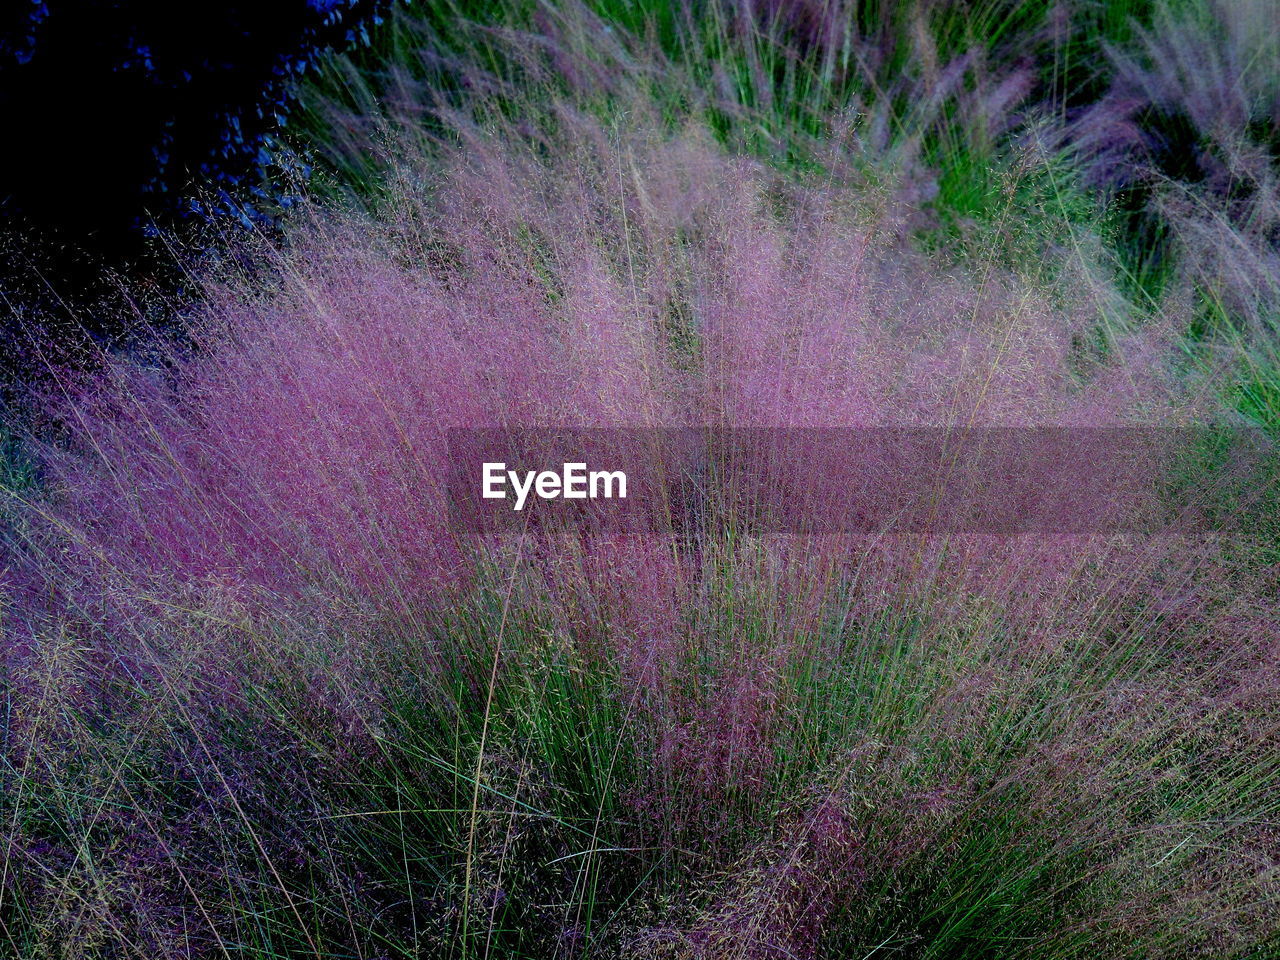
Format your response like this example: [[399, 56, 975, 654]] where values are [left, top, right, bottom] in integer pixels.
[[286, 1, 1164, 267]]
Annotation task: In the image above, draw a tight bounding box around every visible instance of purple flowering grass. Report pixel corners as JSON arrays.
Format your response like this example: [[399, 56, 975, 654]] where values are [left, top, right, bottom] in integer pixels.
[[2, 3, 1279, 957]]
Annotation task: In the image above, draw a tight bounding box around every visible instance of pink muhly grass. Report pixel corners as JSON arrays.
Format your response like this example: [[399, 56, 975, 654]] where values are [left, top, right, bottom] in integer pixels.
[[13, 104, 1183, 615], [3, 70, 1277, 958]]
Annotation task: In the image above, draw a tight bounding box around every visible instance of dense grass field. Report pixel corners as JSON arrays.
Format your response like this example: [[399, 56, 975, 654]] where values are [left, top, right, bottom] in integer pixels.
[[3, 1, 1279, 957]]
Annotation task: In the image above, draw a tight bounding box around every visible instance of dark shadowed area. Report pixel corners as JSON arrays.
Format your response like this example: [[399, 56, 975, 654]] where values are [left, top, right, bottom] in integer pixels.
[[0, 0, 388, 377]]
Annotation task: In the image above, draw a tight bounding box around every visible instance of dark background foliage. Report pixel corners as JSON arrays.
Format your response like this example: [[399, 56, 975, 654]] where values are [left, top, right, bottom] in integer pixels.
[[0, 0, 390, 377]]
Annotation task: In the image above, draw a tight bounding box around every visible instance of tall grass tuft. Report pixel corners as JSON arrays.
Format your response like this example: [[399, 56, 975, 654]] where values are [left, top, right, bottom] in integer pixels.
[[2, 2, 1278, 958]]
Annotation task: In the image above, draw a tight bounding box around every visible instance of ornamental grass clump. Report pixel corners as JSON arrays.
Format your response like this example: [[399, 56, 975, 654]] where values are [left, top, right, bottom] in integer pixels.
[[2, 4, 1278, 958]]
